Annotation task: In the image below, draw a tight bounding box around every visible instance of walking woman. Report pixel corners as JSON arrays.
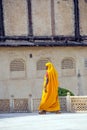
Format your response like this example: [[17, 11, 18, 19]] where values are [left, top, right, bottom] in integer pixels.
[[38, 62, 61, 114]]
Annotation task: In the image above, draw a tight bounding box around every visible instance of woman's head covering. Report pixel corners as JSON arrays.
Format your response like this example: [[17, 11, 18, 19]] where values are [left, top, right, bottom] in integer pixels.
[[38, 61, 60, 111], [45, 62, 58, 83], [45, 62, 57, 74], [45, 62, 52, 71]]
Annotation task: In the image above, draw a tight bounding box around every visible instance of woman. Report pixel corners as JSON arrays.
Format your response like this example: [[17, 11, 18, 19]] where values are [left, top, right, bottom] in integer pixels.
[[38, 62, 61, 114]]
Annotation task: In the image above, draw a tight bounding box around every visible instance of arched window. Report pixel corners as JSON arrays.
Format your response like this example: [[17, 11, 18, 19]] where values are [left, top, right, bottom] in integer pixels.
[[61, 58, 76, 76], [84, 59, 87, 75], [61, 58, 75, 69], [84, 59, 87, 68], [37, 58, 50, 70], [10, 59, 26, 79], [10, 59, 25, 71]]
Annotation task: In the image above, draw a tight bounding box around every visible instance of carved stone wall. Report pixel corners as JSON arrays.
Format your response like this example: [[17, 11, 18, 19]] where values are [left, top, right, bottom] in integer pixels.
[[0, 99, 10, 112], [71, 97, 87, 112]]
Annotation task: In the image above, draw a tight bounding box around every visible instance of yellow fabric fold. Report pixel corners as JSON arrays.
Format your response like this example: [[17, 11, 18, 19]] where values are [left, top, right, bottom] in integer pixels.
[[38, 62, 60, 112]]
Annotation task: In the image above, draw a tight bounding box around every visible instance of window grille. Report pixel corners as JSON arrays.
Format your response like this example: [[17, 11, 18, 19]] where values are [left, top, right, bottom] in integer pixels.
[[83, 59, 87, 75], [61, 58, 76, 76], [10, 59, 25, 72], [61, 58, 75, 69], [37, 58, 50, 70], [84, 59, 87, 68]]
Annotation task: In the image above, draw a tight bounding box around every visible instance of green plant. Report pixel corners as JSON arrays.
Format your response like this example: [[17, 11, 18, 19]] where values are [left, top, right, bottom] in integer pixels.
[[58, 87, 74, 96]]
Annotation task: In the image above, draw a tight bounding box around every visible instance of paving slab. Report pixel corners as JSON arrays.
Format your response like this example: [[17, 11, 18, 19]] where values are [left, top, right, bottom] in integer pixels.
[[0, 112, 87, 130]]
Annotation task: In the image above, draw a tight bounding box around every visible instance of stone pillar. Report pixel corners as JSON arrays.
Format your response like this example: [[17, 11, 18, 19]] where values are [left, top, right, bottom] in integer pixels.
[[66, 92, 71, 112], [29, 94, 33, 112], [10, 95, 14, 112], [77, 70, 83, 95]]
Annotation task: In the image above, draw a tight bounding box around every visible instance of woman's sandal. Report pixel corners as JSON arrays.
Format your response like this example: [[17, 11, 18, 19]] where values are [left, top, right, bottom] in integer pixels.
[[39, 110, 46, 114], [56, 111, 61, 114]]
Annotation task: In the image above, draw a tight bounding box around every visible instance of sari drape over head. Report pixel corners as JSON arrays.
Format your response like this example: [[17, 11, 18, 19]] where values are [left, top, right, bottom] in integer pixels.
[[38, 62, 60, 112]]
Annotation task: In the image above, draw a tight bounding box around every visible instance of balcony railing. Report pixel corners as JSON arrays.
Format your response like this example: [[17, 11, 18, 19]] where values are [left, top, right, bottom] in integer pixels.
[[0, 93, 87, 113]]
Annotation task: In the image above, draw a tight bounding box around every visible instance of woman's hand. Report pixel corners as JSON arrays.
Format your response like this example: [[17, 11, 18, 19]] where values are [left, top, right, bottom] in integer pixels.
[[44, 77, 48, 93], [44, 87, 47, 93]]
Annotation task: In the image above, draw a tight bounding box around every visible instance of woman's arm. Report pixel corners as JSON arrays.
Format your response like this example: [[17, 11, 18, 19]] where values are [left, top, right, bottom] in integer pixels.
[[44, 77, 48, 92]]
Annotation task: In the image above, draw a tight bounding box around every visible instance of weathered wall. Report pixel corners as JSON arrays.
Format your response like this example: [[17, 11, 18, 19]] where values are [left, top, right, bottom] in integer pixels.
[[54, 0, 74, 36], [3, 0, 28, 35], [79, 0, 87, 35], [0, 0, 87, 100], [2, 0, 87, 36], [32, 0, 52, 36], [0, 46, 87, 99]]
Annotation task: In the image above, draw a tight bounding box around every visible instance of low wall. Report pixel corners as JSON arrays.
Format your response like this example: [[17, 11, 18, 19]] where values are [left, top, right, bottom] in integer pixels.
[[0, 93, 87, 113]]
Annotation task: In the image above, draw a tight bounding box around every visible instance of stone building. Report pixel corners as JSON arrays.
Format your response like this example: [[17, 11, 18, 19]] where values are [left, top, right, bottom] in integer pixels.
[[0, 0, 87, 105]]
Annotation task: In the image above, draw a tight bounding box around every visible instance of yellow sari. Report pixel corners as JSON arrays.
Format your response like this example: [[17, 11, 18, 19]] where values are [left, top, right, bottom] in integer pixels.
[[38, 62, 60, 112]]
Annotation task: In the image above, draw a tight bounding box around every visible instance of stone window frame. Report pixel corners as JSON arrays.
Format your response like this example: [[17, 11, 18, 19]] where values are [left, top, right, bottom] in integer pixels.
[[10, 58, 26, 79], [61, 57, 75, 69], [37, 58, 51, 71], [83, 58, 87, 75], [61, 57, 76, 76], [10, 59, 25, 72], [84, 59, 87, 68]]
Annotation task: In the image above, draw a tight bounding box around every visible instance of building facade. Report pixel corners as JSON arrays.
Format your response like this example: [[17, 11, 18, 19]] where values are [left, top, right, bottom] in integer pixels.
[[0, 0, 87, 103]]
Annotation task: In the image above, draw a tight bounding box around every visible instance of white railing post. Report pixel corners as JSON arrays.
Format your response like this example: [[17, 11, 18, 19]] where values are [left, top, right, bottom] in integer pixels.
[[10, 95, 14, 112], [29, 94, 33, 112], [66, 92, 71, 112]]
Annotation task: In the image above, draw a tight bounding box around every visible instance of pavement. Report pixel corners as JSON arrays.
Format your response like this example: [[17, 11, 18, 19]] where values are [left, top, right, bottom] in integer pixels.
[[0, 112, 87, 130]]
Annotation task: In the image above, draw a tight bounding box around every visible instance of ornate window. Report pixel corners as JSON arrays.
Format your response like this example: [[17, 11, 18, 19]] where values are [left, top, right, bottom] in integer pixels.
[[61, 58, 76, 76], [62, 58, 75, 69], [37, 58, 50, 70], [10, 59, 25, 72], [84, 59, 87, 68], [10, 59, 26, 79], [36, 58, 51, 78], [84, 59, 87, 75]]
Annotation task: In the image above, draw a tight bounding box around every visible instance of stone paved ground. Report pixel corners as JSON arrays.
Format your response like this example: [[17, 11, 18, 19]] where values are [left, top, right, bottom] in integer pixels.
[[0, 112, 87, 130]]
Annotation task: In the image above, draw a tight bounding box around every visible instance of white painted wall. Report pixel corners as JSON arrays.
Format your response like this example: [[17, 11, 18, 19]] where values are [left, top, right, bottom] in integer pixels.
[[0, 46, 87, 99]]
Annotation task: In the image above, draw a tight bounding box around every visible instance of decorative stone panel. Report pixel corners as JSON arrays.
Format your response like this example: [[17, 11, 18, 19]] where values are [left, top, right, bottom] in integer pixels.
[[0, 99, 10, 113], [32, 98, 40, 112], [32, 97, 67, 112], [14, 98, 28, 112], [59, 96, 67, 112], [71, 97, 87, 112]]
